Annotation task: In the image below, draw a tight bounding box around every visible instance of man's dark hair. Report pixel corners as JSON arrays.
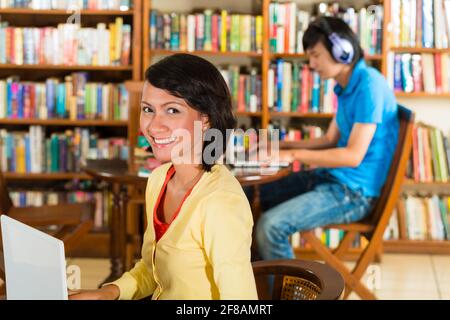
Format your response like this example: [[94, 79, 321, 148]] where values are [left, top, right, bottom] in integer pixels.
[[144, 53, 237, 172], [302, 16, 364, 65]]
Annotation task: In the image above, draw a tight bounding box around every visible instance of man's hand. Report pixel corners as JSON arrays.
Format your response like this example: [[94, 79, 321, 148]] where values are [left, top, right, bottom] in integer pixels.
[[68, 284, 120, 300], [278, 149, 300, 163]]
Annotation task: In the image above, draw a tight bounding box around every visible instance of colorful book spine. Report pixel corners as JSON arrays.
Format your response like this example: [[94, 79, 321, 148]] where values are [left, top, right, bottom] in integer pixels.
[[409, 124, 450, 183], [270, 60, 337, 114], [219, 65, 262, 113]]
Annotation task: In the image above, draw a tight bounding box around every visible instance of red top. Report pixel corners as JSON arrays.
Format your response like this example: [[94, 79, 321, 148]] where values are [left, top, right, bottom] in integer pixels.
[[153, 166, 199, 242]]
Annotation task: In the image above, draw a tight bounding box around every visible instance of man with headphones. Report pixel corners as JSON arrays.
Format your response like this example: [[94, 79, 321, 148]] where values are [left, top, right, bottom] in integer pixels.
[[255, 16, 399, 261]]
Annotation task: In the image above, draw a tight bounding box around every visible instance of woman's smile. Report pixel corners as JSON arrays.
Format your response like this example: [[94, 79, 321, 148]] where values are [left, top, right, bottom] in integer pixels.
[[151, 136, 179, 148]]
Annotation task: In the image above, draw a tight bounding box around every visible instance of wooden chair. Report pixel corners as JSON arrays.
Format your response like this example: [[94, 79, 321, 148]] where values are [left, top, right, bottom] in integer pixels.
[[252, 259, 344, 300], [0, 169, 95, 295], [300, 105, 414, 300]]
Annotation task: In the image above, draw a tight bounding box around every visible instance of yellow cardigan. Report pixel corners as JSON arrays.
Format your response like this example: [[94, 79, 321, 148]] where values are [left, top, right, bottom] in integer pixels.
[[110, 163, 258, 300]]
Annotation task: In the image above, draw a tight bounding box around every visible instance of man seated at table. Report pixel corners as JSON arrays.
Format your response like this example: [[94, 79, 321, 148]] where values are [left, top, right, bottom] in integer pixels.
[[254, 16, 399, 261]]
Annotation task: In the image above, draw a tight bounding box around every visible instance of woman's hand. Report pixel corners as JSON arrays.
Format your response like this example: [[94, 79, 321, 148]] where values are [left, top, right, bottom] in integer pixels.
[[68, 284, 120, 300]]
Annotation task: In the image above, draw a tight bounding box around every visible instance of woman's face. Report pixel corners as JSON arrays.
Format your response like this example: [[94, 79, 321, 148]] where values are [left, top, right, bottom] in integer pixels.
[[140, 82, 208, 164]]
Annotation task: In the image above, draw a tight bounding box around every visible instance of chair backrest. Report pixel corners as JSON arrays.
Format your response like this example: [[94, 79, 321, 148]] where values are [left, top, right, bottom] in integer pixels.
[[365, 105, 415, 235], [252, 259, 344, 300], [0, 170, 13, 215]]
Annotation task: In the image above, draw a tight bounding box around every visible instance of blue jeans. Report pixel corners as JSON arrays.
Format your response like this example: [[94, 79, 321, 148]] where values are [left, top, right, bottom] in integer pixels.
[[252, 169, 375, 260]]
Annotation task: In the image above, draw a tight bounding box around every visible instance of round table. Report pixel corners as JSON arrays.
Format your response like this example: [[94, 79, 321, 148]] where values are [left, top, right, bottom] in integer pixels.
[[83, 160, 290, 284]]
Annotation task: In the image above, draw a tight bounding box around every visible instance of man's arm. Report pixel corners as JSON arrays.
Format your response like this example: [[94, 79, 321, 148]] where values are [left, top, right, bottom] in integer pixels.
[[279, 117, 340, 150], [282, 123, 377, 168]]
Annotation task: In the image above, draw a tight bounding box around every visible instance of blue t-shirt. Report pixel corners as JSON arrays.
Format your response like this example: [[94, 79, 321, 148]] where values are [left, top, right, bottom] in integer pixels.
[[324, 60, 399, 197]]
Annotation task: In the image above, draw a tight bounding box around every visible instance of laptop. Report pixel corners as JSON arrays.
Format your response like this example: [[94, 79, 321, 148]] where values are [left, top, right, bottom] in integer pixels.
[[1, 215, 68, 300]]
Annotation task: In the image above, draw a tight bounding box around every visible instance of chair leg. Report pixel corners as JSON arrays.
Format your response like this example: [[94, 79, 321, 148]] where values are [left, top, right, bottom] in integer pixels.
[[302, 231, 376, 300], [374, 243, 383, 263], [333, 231, 357, 260]]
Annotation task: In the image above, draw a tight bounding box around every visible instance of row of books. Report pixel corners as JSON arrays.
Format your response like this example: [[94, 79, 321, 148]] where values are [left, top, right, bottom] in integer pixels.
[[384, 195, 450, 241], [149, 9, 263, 53], [0, 0, 131, 10], [276, 124, 324, 142], [0, 18, 131, 66], [389, 53, 450, 93], [0, 74, 129, 120], [268, 59, 337, 114], [390, 0, 450, 49], [269, 1, 383, 55], [218, 65, 262, 113], [290, 229, 368, 250], [9, 189, 113, 228], [407, 123, 450, 183], [0, 126, 128, 173]]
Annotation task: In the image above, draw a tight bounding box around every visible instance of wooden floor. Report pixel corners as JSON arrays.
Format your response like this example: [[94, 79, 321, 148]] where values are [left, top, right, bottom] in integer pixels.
[[63, 253, 450, 300]]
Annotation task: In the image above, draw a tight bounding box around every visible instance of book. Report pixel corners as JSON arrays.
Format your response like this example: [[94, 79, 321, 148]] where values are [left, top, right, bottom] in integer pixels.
[[0, 73, 128, 120], [269, 2, 382, 54], [422, 53, 437, 93], [0, 20, 131, 66]]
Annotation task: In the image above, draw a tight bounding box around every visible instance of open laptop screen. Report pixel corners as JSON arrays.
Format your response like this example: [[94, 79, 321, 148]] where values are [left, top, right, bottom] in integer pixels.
[[1, 215, 68, 300]]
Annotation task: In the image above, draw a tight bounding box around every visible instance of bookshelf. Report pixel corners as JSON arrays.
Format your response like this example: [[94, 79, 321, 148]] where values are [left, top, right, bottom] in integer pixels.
[[0, 0, 143, 255], [141, 0, 386, 131], [384, 0, 450, 255], [136, 0, 389, 261], [1, 0, 448, 258]]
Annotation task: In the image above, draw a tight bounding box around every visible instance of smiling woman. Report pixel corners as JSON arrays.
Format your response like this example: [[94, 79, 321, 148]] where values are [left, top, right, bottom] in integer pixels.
[[69, 54, 258, 300]]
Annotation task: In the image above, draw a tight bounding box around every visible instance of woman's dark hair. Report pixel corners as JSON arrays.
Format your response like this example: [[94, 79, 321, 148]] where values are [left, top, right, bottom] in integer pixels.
[[144, 53, 237, 172], [302, 16, 364, 65]]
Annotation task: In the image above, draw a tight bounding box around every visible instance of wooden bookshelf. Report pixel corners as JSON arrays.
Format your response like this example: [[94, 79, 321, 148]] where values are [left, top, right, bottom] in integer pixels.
[[4, 0, 449, 258], [383, 240, 450, 254], [270, 53, 382, 60], [4, 172, 91, 180], [0, 1, 143, 257], [235, 111, 263, 117], [0, 64, 133, 71], [270, 53, 307, 59], [384, 0, 450, 255], [390, 47, 450, 54], [270, 112, 334, 119], [0, 9, 134, 15], [0, 119, 129, 127], [395, 92, 450, 98], [402, 179, 450, 194], [149, 49, 262, 58]]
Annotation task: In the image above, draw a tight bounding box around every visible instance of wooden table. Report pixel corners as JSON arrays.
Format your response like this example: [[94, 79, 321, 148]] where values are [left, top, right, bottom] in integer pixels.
[[83, 161, 290, 285]]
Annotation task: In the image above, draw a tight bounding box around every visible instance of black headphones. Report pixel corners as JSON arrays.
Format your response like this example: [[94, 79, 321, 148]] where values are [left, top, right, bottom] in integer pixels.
[[315, 17, 355, 64]]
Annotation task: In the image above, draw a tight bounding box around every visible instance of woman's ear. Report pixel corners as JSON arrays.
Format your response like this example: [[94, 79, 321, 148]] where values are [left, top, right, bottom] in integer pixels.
[[201, 115, 210, 131]]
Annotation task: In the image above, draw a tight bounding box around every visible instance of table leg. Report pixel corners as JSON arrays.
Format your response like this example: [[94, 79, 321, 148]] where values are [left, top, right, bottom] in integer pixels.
[[251, 185, 261, 261], [119, 188, 129, 274], [100, 183, 124, 286]]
